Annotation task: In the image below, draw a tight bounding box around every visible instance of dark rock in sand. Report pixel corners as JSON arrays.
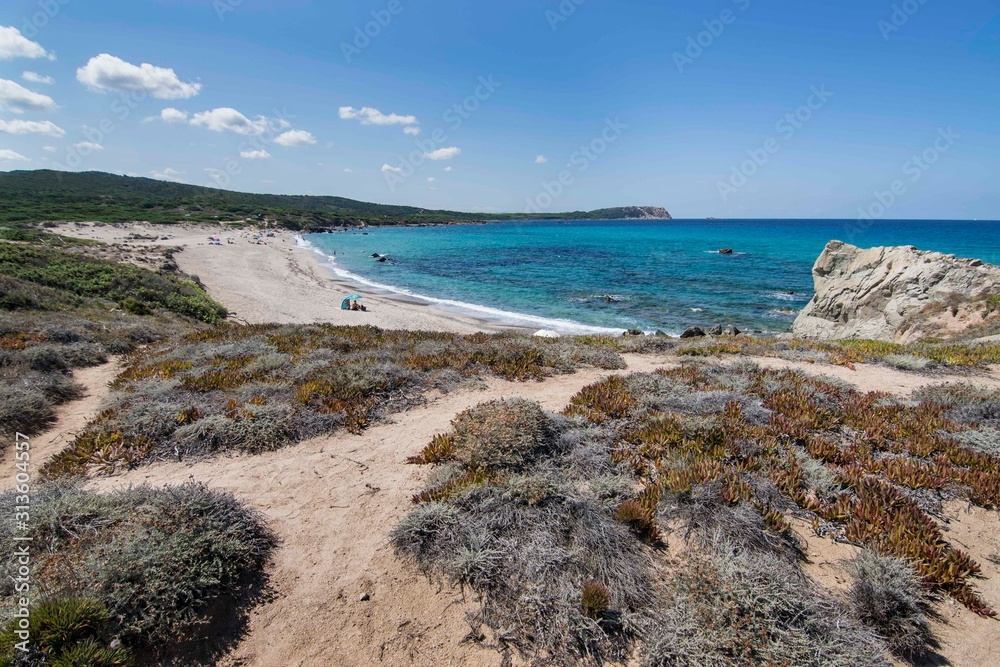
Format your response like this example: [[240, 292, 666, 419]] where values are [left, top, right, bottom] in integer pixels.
[[681, 327, 706, 339], [654, 329, 669, 337], [723, 325, 741, 336], [707, 325, 724, 336], [623, 329, 644, 337]]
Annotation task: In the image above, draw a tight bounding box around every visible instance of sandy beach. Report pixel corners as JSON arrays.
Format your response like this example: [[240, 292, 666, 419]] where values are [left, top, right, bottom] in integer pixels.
[[53, 222, 501, 334]]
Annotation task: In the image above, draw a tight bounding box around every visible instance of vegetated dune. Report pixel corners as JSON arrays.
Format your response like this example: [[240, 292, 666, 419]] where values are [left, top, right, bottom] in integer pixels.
[[88, 360, 664, 666], [29, 351, 1000, 666]]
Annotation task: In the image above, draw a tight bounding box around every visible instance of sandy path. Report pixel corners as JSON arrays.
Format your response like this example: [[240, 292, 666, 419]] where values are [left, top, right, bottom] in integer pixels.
[[744, 356, 1000, 395], [88, 356, 666, 667], [924, 501, 1000, 666], [1, 360, 119, 491]]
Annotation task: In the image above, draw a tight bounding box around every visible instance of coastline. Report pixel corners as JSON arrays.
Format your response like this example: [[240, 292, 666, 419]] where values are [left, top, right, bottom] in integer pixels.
[[297, 232, 631, 336], [52, 222, 507, 335]]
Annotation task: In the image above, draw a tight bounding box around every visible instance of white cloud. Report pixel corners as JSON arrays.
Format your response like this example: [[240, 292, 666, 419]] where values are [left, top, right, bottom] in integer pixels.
[[403, 126, 421, 136], [444, 166, 453, 172], [0, 149, 29, 161], [190, 107, 268, 135], [0, 119, 64, 137], [240, 149, 271, 160], [77, 54, 201, 99], [0, 27, 52, 61], [381, 164, 403, 173], [423, 146, 461, 161], [427, 177, 435, 183], [74, 141, 103, 151], [343, 168, 353, 173], [152, 167, 183, 181], [42, 145, 57, 152], [160, 107, 189, 123], [274, 129, 316, 147], [535, 155, 548, 164], [0, 78, 57, 113], [339, 106, 419, 131], [22, 71, 53, 85]]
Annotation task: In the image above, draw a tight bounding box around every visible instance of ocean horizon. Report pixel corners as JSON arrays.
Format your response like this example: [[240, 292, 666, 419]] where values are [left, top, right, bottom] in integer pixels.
[[303, 219, 1000, 336]]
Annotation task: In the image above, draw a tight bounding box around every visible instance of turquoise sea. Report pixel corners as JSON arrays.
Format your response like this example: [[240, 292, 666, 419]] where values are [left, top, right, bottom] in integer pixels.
[[301, 219, 1000, 336]]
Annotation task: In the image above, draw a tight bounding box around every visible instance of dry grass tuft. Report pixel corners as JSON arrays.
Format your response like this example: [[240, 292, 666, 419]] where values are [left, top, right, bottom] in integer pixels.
[[846, 549, 933, 658]]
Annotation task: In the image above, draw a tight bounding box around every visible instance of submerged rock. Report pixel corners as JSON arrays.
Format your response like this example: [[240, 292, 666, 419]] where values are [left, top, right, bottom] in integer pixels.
[[793, 241, 1000, 342]]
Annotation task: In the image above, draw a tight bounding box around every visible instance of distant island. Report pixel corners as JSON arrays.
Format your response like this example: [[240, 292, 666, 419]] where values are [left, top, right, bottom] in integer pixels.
[[0, 170, 670, 230]]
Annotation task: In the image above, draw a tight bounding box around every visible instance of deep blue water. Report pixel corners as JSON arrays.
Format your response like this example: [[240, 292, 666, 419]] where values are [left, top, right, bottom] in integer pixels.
[[302, 219, 1000, 335]]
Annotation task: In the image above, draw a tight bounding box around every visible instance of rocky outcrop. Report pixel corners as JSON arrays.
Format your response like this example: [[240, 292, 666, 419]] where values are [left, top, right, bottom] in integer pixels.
[[792, 241, 1000, 342]]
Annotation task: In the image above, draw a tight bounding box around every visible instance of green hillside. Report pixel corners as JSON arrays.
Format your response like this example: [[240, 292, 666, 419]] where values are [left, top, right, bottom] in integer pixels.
[[0, 170, 670, 229]]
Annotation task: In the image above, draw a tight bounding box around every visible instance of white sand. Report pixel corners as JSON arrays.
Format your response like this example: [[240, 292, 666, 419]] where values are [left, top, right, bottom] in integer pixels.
[[53, 222, 501, 334]]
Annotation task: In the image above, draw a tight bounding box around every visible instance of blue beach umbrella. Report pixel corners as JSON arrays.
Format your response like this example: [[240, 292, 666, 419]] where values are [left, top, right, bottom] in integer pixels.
[[341, 295, 364, 310]]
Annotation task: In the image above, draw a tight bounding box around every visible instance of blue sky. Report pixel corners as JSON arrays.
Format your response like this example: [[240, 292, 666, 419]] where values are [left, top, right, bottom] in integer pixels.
[[0, 0, 998, 218]]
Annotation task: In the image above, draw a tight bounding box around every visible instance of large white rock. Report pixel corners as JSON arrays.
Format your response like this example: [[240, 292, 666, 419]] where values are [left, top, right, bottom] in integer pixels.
[[792, 241, 1000, 342]]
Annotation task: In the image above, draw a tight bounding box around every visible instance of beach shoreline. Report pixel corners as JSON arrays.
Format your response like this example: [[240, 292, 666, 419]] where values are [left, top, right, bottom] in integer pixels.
[[52, 221, 515, 335]]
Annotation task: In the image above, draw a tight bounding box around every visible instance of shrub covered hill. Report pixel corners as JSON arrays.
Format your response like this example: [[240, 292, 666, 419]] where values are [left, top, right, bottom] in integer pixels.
[[0, 170, 670, 230]]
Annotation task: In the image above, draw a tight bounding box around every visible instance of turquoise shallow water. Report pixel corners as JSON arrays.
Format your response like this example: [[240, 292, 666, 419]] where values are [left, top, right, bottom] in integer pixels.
[[302, 219, 1000, 335]]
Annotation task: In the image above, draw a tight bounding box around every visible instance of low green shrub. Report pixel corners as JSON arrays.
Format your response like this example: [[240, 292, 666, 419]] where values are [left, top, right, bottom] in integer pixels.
[[0, 483, 274, 664], [0, 243, 227, 325], [0, 598, 133, 667]]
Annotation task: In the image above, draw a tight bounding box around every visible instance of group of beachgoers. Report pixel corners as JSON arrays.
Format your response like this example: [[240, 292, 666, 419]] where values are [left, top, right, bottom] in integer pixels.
[[206, 228, 279, 246]]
